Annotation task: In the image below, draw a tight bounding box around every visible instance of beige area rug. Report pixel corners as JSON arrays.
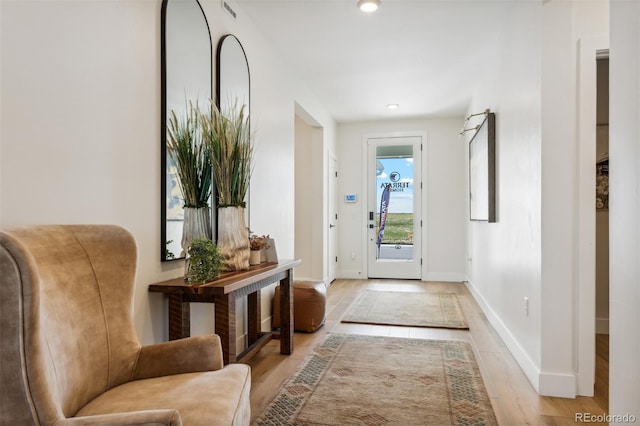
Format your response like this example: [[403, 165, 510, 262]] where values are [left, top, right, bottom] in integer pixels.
[[253, 334, 497, 425], [341, 290, 469, 329]]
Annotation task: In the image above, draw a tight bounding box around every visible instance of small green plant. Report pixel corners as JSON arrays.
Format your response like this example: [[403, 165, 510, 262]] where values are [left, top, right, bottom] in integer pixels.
[[165, 240, 176, 260], [186, 236, 222, 284]]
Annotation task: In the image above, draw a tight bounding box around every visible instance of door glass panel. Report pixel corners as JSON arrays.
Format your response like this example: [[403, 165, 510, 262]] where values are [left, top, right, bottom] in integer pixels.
[[375, 144, 414, 261]]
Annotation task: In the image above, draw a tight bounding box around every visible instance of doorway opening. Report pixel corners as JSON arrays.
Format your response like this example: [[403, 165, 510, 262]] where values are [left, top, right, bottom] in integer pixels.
[[294, 105, 336, 284], [576, 36, 608, 397], [594, 52, 609, 411], [294, 113, 322, 282]]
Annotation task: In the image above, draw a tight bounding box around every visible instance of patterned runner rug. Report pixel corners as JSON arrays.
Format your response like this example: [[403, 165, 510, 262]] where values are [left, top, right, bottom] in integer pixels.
[[341, 290, 469, 329], [253, 334, 497, 425]]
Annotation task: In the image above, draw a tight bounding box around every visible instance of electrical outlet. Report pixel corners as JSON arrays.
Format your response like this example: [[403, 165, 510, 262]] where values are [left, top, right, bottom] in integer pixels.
[[524, 297, 529, 316]]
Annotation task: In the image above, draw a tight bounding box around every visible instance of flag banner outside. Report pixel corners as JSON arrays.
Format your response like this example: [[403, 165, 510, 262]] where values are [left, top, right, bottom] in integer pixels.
[[377, 183, 391, 258]]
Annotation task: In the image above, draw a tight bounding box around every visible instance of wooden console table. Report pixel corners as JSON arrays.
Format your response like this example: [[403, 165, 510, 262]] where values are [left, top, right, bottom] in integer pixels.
[[149, 259, 301, 364]]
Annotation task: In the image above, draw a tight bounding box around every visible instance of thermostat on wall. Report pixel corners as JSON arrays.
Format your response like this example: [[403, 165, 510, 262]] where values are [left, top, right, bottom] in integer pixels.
[[344, 194, 357, 203]]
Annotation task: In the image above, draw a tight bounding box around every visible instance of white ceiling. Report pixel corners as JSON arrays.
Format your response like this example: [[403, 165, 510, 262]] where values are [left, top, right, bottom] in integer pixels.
[[234, 0, 512, 122]]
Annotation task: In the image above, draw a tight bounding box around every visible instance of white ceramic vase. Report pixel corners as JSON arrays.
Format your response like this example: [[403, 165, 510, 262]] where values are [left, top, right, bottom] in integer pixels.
[[217, 206, 250, 270], [181, 206, 211, 257]]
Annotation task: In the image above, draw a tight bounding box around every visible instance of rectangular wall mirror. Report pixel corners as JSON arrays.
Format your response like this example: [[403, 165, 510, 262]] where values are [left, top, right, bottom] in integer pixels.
[[469, 112, 496, 222]]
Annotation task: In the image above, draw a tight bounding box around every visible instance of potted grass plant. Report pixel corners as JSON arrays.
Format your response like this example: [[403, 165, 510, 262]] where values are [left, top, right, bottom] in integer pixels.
[[200, 99, 253, 270], [167, 100, 212, 257]]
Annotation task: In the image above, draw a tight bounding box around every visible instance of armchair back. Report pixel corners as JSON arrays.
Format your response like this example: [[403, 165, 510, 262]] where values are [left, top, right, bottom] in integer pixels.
[[1, 225, 142, 424]]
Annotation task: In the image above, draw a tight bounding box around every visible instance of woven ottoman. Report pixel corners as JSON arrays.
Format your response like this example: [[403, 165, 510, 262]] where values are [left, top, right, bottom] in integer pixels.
[[273, 280, 326, 333]]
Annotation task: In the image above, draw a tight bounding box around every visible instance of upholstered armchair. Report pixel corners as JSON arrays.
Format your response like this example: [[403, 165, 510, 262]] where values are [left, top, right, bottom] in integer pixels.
[[0, 225, 251, 425]]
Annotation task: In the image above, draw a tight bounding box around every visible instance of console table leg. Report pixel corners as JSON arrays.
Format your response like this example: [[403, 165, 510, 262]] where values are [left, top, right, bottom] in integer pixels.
[[215, 293, 236, 364], [248, 290, 261, 345], [168, 294, 189, 340], [279, 270, 294, 355]]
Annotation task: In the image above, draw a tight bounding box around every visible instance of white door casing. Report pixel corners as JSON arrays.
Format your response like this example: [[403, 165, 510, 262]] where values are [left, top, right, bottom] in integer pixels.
[[328, 152, 338, 283]]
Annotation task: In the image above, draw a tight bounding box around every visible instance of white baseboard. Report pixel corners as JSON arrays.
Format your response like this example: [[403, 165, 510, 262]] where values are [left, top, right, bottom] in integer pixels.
[[596, 317, 609, 334], [262, 316, 273, 332], [338, 270, 364, 279], [539, 372, 577, 398], [338, 270, 466, 281], [465, 279, 577, 398], [236, 334, 247, 355], [423, 272, 467, 282], [465, 280, 541, 393], [295, 275, 326, 285], [234, 318, 276, 353]]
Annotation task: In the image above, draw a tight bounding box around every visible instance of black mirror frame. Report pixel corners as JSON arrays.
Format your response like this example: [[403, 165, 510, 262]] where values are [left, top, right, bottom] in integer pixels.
[[215, 34, 251, 233], [216, 34, 251, 110], [160, 0, 214, 261]]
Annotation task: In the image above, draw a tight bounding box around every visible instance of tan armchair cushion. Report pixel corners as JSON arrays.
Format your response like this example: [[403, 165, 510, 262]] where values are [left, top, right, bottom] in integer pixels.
[[76, 366, 251, 425]]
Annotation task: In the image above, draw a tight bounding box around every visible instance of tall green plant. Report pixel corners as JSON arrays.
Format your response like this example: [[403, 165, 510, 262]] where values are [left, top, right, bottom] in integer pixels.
[[167, 101, 212, 208], [200, 100, 253, 208]]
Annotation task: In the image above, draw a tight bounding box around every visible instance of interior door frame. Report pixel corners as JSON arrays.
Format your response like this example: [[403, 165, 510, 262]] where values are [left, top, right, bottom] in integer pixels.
[[327, 150, 338, 283], [362, 131, 426, 280]]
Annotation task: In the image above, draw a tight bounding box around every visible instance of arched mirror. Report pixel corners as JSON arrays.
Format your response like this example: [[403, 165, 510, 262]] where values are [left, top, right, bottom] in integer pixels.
[[217, 34, 250, 119], [161, 0, 212, 261], [216, 34, 251, 227]]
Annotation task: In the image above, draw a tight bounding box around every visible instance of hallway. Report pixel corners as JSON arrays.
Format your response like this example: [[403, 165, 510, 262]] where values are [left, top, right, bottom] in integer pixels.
[[248, 280, 608, 425]]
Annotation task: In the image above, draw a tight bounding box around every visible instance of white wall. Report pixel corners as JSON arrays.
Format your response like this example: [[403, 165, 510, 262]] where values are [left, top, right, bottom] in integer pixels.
[[465, 0, 609, 398], [541, 0, 608, 397], [464, 0, 543, 391], [609, 0, 640, 418], [1, 0, 169, 344], [0, 0, 336, 346], [337, 117, 466, 281], [540, 0, 578, 397]]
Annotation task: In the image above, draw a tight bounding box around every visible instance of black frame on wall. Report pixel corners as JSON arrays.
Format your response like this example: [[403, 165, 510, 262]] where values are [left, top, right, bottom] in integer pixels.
[[468, 112, 496, 223]]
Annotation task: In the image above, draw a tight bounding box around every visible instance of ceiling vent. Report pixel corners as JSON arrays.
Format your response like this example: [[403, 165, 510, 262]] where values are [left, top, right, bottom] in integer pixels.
[[222, 0, 237, 20]]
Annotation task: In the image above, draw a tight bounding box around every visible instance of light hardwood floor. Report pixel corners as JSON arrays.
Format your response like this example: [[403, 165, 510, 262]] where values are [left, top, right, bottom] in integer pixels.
[[246, 279, 609, 425]]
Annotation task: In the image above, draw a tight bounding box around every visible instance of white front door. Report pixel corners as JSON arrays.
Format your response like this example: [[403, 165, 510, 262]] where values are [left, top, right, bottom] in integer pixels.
[[367, 136, 422, 279]]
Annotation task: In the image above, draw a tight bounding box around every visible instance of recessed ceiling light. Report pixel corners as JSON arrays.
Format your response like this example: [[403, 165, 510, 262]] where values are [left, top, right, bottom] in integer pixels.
[[386, 103, 399, 110], [357, 0, 380, 13]]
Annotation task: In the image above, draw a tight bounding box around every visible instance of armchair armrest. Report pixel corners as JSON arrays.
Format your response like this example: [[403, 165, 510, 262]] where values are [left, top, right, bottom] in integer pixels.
[[132, 335, 223, 381], [60, 409, 183, 425]]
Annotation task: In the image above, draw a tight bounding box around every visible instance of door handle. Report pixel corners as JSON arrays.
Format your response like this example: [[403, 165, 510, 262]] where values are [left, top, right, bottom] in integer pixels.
[[329, 224, 336, 228]]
